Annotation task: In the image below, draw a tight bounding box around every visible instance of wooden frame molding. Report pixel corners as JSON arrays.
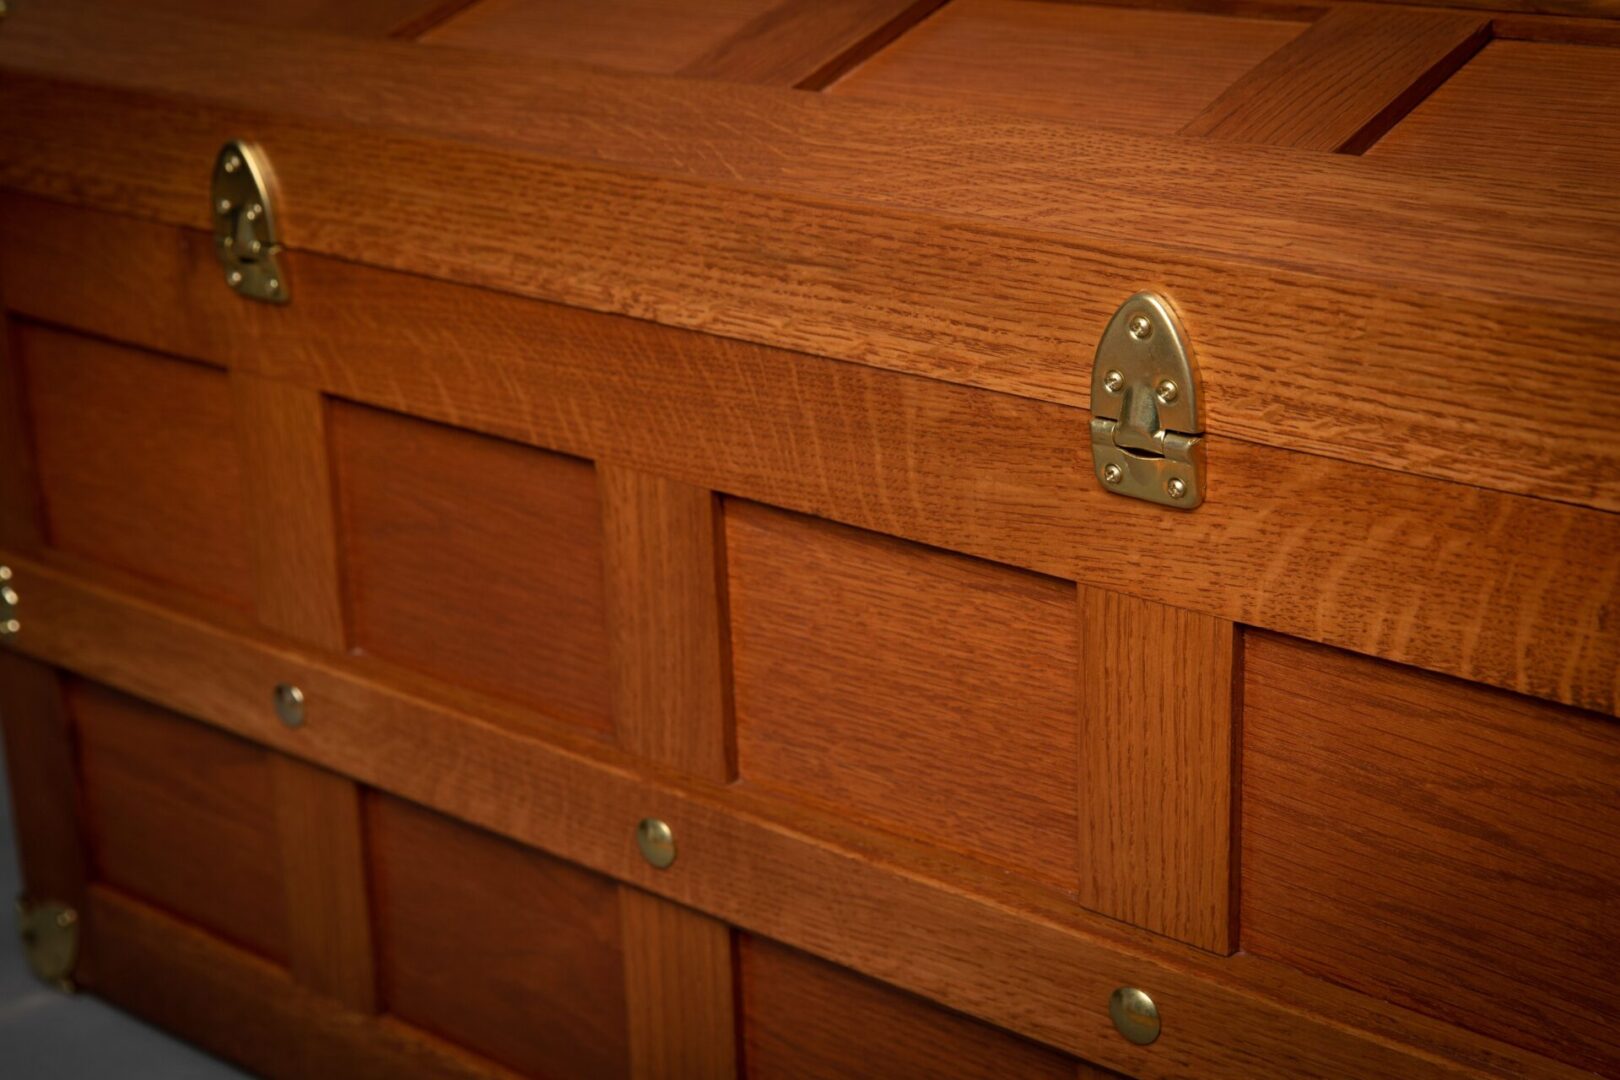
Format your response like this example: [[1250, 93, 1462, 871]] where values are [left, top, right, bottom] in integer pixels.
[[2, 2, 1618, 512], [5, 199, 1615, 718], [1077, 587, 1238, 954], [0, 555, 1586, 1080], [678, 0, 948, 89]]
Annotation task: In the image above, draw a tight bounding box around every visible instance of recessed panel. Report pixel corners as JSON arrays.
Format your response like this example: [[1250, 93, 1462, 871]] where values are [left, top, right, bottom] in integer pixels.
[[74, 679, 287, 962], [1242, 632, 1620, 1075], [366, 793, 629, 1078], [19, 324, 254, 612], [726, 501, 1079, 892], [331, 402, 613, 733]]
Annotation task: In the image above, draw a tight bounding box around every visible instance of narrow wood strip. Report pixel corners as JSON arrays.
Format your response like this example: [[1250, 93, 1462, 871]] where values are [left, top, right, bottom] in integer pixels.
[[233, 372, 377, 1011], [679, 0, 948, 89], [0, 652, 87, 907], [85, 885, 517, 1079], [0, 556, 1587, 1080], [2, 4, 1619, 510], [599, 466, 733, 783], [5, 201, 1614, 716], [620, 886, 739, 1080], [1184, 4, 1491, 152], [0, 318, 43, 552], [1076, 587, 1237, 954]]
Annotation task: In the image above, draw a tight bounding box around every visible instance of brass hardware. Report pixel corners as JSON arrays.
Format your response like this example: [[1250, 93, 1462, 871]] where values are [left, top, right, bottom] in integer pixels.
[[0, 566, 16, 636], [274, 683, 305, 728], [1109, 986, 1160, 1045], [17, 898, 79, 991], [211, 141, 287, 304], [636, 818, 676, 869], [1091, 293, 1204, 509]]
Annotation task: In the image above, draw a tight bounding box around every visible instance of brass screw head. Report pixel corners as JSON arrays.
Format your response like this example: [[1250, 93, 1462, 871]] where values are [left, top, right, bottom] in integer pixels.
[[1102, 463, 1123, 486], [1166, 477, 1188, 499], [1127, 313, 1153, 340], [0, 586, 16, 607], [227, 269, 244, 286], [636, 818, 676, 869], [1110, 986, 1161, 1045], [224, 154, 242, 174], [0, 565, 12, 581], [215, 197, 232, 215], [1103, 369, 1124, 393], [274, 683, 305, 728], [0, 620, 17, 636], [1156, 380, 1179, 404], [268, 278, 280, 292]]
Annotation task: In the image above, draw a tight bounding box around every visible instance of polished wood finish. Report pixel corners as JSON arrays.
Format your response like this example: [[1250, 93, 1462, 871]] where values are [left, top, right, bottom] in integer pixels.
[[739, 934, 1089, 1079], [1242, 632, 1620, 1075], [4, 201, 1612, 717], [0, 320, 44, 552], [727, 501, 1080, 892], [1077, 587, 1236, 953], [3, 8, 1618, 513], [1184, 4, 1490, 151], [829, 0, 1302, 131], [73, 680, 288, 963], [0, 655, 87, 906], [17, 325, 254, 613], [367, 793, 630, 1078], [6, 556, 1584, 1079], [1370, 39, 1620, 196], [330, 401, 613, 734], [681, 0, 948, 88], [620, 888, 739, 1080], [147, 0, 475, 37], [85, 886, 517, 1079], [599, 467, 732, 781]]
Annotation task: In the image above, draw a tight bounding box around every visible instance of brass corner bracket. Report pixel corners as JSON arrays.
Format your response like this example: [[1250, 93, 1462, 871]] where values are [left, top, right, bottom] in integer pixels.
[[211, 140, 288, 304], [16, 897, 80, 991]]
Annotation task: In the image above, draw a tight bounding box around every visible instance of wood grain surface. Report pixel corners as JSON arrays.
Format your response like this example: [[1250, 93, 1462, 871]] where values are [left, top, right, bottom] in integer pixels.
[[0, 654, 87, 907], [6, 202, 1612, 717], [367, 792, 630, 1078], [620, 887, 739, 1080], [17, 324, 255, 614], [3, 6, 1618, 509], [1077, 587, 1236, 953], [85, 886, 520, 1079], [830, 0, 1303, 130], [0, 319, 44, 552], [330, 400, 614, 734], [1184, 3, 1490, 151], [73, 679, 288, 964], [738, 934, 1091, 1079], [681, 0, 948, 88], [727, 501, 1081, 893], [1242, 632, 1620, 1075], [1, 554, 1591, 1080], [144, 0, 474, 37]]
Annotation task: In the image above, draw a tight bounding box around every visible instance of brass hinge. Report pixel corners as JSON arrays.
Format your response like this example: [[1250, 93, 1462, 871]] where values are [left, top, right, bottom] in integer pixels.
[[1090, 293, 1205, 508], [211, 140, 288, 304], [16, 897, 80, 992]]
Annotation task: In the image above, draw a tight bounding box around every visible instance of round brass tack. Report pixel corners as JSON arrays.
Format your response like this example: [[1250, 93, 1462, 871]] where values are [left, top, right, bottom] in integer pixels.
[[273, 683, 306, 728], [636, 818, 676, 869], [1109, 986, 1161, 1045]]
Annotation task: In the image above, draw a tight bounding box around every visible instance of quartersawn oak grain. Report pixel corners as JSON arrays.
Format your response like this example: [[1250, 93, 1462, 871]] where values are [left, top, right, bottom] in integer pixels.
[[3, 555, 1589, 1080], [620, 887, 739, 1080], [1184, 3, 1490, 151], [681, 0, 948, 89], [5, 201, 1613, 717], [3, 4, 1619, 510], [1077, 586, 1236, 954], [0, 654, 87, 909], [1242, 632, 1620, 1075]]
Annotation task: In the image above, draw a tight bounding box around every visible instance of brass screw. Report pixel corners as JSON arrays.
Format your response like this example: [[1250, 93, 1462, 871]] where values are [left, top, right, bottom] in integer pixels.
[[268, 278, 280, 292], [1109, 986, 1161, 1045], [0, 621, 17, 636], [1156, 380, 1179, 404], [54, 909, 77, 930], [1128, 313, 1153, 340], [1103, 463, 1124, 485], [224, 154, 242, 174], [274, 683, 305, 728], [1, 586, 16, 607], [0, 566, 11, 581], [215, 197, 232, 215], [636, 818, 676, 869], [1166, 477, 1187, 499], [1103, 369, 1124, 393], [227, 269, 243, 286], [244, 203, 263, 222]]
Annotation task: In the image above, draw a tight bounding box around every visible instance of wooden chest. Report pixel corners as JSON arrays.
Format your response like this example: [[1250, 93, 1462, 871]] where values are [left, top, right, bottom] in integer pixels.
[[1, 1, 1617, 1077]]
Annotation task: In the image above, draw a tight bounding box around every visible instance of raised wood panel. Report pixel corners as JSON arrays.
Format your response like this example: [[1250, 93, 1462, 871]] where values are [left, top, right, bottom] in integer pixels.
[[366, 793, 630, 1079], [0, 320, 44, 551], [330, 401, 613, 734], [679, 0, 948, 89], [1077, 587, 1236, 953], [17, 324, 254, 613], [8, 556, 1588, 1080], [726, 500, 1080, 893], [739, 935, 1108, 1080], [420, 0, 781, 72], [1370, 40, 1620, 197], [73, 678, 287, 963], [1183, 3, 1489, 151], [1242, 632, 1620, 1075], [828, 0, 1304, 131]]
